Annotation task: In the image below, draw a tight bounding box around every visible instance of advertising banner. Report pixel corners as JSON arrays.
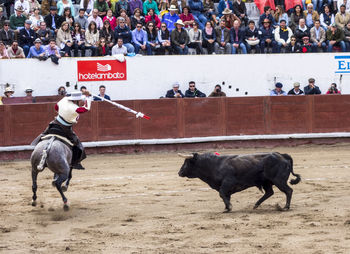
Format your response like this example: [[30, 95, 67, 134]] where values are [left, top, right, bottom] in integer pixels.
[[77, 60, 127, 82]]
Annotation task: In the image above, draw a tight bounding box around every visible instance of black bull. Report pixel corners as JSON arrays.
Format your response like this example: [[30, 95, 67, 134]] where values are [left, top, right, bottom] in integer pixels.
[[178, 152, 301, 212]]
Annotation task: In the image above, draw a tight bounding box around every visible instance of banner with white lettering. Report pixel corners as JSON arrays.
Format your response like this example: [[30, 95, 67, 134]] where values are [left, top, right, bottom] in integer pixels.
[[77, 60, 127, 82]]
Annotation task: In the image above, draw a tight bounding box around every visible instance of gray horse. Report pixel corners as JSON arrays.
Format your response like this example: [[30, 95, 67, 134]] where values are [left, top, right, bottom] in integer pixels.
[[31, 136, 73, 211]]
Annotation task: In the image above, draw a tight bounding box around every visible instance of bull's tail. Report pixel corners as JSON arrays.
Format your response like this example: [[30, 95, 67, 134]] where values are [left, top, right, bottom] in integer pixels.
[[281, 153, 301, 185], [37, 137, 55, 172]]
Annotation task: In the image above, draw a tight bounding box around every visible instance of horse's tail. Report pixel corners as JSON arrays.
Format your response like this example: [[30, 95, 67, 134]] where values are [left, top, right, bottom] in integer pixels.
[[37, 137, 55, 172]]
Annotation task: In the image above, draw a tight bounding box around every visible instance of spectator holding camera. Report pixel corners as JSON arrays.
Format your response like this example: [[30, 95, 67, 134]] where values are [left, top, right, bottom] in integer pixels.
[[326, 83, 341, 94], [209, 85, 226, 97], [165, 82, 185, 98]]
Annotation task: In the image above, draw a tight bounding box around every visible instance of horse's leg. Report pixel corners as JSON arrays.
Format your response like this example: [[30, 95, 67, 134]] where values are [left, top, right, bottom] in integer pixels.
[[52, 173, 58, 187], [62, 167, 73, 192], [53, 173, 69, 211], [31, 170, 38, 206]]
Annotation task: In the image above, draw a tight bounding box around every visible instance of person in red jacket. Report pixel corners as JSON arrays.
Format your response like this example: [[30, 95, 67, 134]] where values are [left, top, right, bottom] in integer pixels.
[[145, 8, 161, 29], [31, 91, 92, 170]]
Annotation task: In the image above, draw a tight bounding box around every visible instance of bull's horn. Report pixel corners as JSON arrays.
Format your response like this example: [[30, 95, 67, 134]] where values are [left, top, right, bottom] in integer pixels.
[[177, 153, 194, 159]]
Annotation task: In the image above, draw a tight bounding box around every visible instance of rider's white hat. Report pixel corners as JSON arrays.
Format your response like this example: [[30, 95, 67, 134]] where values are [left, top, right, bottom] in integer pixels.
[[67, 91, 85, 101]]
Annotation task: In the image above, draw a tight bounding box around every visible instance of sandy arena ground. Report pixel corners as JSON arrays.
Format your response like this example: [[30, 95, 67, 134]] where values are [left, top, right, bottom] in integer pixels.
[[0, 144, 350, 253]]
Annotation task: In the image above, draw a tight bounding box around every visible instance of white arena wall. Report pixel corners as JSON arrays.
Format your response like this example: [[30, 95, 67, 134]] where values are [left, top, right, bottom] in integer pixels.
[[1, 53, 350, 99]]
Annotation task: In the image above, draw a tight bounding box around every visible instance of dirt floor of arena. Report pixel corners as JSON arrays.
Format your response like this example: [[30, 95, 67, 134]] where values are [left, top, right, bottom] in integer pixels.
[[0, 144, 350, 254]]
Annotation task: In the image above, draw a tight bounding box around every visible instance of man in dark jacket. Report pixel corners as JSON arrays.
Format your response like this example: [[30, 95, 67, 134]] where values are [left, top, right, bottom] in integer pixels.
[[185, 81, 206, 97], [259, 18, 277, 53], [258, 6, 276, 29], [300, 36, 313, 53], [19, 20, 36, 56], [230, 19, 247, 54], [0, 20, 15, 46], [294, 18, 310, 46], [114, 17, 135, 53], [288, 82, 304, 95], [44, 6, 62, 34], [326, 23, 346, 52], [214, 20, 231, 54], [245, 20, 260, 53], [165, 82, 185, 98], [304, 78, 321, 95], [233, 0, 248, 26]]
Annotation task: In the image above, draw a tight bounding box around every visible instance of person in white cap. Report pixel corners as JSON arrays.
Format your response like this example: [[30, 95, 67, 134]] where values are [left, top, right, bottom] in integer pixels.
[[32, 90, 93, 170], [4, 86, 15, 97], [161, 5, 180, 32], [165, 82, 185, 98], [171, 19, 189, 54]]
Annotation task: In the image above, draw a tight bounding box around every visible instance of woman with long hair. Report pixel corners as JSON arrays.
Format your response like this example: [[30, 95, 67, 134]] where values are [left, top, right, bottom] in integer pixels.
[[202, 21, 216, 54], [131, 8, 145, 30], [145, 21, 159, 55], [71, 22, 86, 57], [97, 38, 111, 56], [157, 22, 172, 55], [320, 4, 335, 31], [56, 21, 73, 57], [290, 4, 303, 32], [274, 5, 288, 26], [180, 6, 195, 29], [62, 6, 75, 29], [145, 8, 161, 29], [188, 22, 203, 54], [29, 7, 43, 31], [100, 20, 115, 48], [85, 21, 99, 56], [103, 9, 117, 31], [57, 0, 75, 17]]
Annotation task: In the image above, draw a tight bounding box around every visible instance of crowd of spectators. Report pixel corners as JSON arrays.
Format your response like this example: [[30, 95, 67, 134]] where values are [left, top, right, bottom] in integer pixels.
[[1, 0, 350, 58]]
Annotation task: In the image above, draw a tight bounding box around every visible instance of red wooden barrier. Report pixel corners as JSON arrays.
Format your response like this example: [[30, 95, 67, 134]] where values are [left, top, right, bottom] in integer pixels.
[[1, 95, 348, 147]]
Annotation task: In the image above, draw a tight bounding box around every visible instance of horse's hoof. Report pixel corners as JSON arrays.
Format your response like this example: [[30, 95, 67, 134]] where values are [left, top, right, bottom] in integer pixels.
[[32, 200, 37, 206], [63, 204, 69, 211], [253, 205, 258, 210], [61, 186, 68, 192]]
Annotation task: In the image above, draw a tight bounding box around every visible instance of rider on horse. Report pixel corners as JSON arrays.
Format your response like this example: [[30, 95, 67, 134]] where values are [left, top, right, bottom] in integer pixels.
[[32, 91, 92, 170]]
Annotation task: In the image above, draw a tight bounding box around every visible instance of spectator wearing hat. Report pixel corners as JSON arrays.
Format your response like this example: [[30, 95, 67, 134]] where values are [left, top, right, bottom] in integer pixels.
[[274, 19, 293, 53], [294, 18, 310, 46], [44, 6, 62, 34], [41, 0, 57, 16], [288, 82, 304, 95], [0, 20, 15, 46], [303, 3, 319, 28], [215, 19, 232, 54], [162, 5, 180, 32], [218, 0, 233, 18], [25, 88, 35, 102], [115, 17, 135, 53], [19, 19, 36, 56], [179, 6, 195, 29], [304, 78, 321, 95], [188, 0, 207, 30], [10, 6, 27, 31], [258, 6, 276, 29], [27, 37, 46, 57], [286, 35, 300, 53], [36, 21, 52, 45], [143, 0, 160, 16], [132, 21, 152, 55], [233, 0, 247, 27], [335, 4, 350, 29], [270, 82, 287, 96], [7, 40, 25, 58], [0, 41, 9, 59], [326, 23, 346, 52], [310, 20, 326, 52], [171, 19, 189, 54], [165, 82, 185, 98], [185, 81, 206, 97], [259, 18, 278, 53], [14, 0, 31, 16], [230, 19, 247, 54], [169, 0, 186, 14], [300, 36, 313, 53], [4, 87, 14, 98], [220, 8, 239, 29]]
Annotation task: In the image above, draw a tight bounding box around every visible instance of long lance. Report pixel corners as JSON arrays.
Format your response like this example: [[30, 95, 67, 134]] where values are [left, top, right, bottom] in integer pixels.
[[92, 94, 151, 120]]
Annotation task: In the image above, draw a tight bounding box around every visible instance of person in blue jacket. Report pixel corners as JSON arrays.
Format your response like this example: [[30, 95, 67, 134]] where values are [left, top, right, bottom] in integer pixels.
[[161, 5, 180, 32], [218, 0, 234, 18], [188, 0, 207, 30]]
